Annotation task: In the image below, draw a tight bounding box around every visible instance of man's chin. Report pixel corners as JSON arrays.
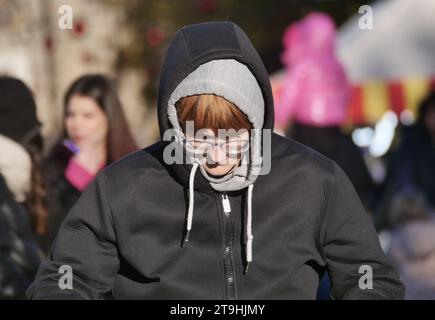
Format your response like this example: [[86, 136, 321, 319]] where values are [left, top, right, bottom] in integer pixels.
[[203, 163, 237, 178]]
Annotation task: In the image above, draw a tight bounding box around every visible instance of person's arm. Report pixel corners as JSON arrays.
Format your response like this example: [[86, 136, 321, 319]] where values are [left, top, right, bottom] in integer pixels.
[[0, 176, 41, 299], [26, 170, 119, 300], [321, 163, 405, 300]]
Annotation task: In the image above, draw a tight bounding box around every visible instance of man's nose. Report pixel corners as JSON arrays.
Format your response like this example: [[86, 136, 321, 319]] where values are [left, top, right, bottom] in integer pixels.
[[208, 145, 227, 164]]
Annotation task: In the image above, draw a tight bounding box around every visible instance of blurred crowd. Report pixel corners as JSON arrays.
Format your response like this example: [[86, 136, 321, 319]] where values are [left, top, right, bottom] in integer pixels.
[[274, 13, 435, 300], [1, 12, 435, 300], [0, 74, 137, 298]]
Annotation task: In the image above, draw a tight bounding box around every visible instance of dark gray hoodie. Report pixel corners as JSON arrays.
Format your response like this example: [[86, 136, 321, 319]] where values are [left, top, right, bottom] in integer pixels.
[[27, 21, 404, 300]]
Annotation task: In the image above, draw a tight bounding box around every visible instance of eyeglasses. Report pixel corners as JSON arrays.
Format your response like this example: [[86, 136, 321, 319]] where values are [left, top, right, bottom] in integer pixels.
[[184, 132, 250, 157]]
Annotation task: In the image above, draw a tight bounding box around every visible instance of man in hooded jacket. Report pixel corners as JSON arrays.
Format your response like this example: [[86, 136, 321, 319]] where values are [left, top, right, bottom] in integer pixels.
[[27, 21, 404, 300]]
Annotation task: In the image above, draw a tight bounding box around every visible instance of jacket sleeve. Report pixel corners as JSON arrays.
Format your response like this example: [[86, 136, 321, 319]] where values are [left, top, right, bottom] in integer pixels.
[[26, 170, 119, 300], [321, 163, 405, 300], [0, 176, 42, 299]]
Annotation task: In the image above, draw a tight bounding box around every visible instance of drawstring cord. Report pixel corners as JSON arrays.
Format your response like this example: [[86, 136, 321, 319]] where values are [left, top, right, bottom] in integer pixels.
[[244, 184, 254, 274], [182, 162, 254, 274], [183, 162, 199, 243]]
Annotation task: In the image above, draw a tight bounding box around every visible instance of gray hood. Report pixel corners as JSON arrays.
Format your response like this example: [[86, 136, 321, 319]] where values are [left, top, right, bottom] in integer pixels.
[[167, 58, 264, 191]]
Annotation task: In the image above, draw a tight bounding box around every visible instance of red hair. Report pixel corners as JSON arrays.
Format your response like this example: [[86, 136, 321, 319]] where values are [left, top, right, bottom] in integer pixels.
[[176, 94, 252, 134]]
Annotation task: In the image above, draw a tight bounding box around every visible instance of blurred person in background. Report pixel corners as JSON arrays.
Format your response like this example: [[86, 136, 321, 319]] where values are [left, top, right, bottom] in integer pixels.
[[375, 92, 435, 230], [384, 188, 435, 299], [0, 76, 43, 299], [276, 13, 376, 300], [41, 74, 137, 253], [275, 12, 375, 210], [391, 92, 435, 207]]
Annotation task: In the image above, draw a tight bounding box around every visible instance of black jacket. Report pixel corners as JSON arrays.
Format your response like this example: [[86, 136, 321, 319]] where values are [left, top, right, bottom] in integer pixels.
[[27, 22, 404, 300], [290, 123, 375, 210], [375, 125, 435, 230], [40, 144, 81, 253], [0, 175, 41, 299], [389, 125, 435, 207]]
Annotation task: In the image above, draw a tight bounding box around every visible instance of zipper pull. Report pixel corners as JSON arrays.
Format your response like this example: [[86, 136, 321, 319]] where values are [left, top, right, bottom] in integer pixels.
[[222, 194, 231, 214]]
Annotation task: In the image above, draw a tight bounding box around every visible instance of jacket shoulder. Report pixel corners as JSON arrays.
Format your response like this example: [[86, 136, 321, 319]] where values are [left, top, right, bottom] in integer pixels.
[[103, 141, 168, 177], [271, 133, 336, 179]]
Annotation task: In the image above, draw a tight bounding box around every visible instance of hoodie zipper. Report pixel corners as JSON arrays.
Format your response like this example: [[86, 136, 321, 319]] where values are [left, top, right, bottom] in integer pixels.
[[219, 193, 238, 300]]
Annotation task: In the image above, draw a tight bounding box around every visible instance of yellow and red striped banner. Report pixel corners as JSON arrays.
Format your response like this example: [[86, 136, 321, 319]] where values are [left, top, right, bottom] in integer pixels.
[[271, 76, 435, 125]]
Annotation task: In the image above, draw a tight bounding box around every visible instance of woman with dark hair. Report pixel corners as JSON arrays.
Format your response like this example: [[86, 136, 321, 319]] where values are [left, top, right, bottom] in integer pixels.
[[0, 76, 43, 298], [42, 74, 137, 252]]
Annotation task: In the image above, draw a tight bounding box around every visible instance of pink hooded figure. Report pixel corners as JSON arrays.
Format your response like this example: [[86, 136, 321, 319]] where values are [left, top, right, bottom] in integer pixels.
[[275, 12, 351, 129]]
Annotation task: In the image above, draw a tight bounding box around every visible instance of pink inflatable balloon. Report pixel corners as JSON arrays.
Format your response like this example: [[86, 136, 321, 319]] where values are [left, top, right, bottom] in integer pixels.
[[276, 12, 350, 128]]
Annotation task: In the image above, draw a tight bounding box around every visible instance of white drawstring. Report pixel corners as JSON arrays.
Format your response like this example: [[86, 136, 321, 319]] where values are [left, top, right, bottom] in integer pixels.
[[183, 162, 254, 275], [184, 162, 199, 243], [244, 184, 254, 274]]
